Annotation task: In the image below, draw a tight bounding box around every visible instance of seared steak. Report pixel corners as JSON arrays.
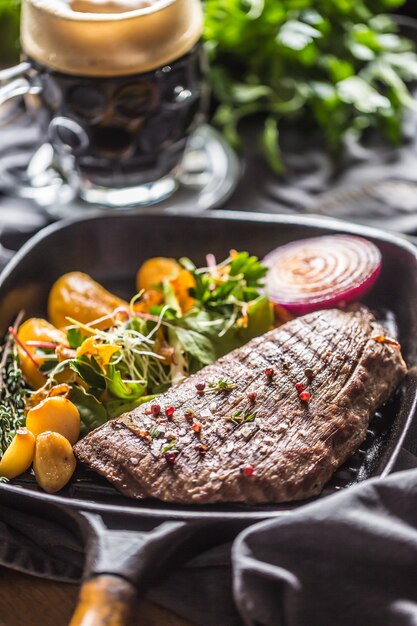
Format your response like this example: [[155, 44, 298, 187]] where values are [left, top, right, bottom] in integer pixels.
[[74, 307, 407, 504]]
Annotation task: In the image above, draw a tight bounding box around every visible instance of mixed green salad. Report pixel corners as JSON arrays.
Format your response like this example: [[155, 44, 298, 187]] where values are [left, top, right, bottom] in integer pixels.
[[3, 250, 272, 446]]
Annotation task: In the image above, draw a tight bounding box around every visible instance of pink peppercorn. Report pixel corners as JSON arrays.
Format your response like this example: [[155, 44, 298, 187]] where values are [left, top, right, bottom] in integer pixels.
[[243, 465, 254, 476], [295, 382, 305, 393], [150, 404, 161, 416], [265, 368, 274, 378], [165, 406, 175, 418], [299, 391, 311, 402]]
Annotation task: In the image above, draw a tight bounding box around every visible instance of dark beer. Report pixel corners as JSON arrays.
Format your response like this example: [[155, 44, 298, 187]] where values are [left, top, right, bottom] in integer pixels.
[[20, 0, 205, 203]]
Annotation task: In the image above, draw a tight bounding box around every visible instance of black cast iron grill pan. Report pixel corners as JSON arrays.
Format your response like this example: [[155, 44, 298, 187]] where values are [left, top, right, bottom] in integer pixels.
[[0, 211, 416, 626]]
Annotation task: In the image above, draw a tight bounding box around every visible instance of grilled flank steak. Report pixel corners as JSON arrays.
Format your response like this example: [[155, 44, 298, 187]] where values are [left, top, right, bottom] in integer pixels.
[[74, 307, 407, 504]]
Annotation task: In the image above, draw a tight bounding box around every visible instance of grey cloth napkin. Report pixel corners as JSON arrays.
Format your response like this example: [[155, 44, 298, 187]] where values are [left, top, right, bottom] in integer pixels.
[[233, 467, 417, 626]]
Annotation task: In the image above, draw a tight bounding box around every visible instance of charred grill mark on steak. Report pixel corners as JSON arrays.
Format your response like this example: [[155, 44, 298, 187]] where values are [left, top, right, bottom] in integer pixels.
[[74, 307, 407, 504]]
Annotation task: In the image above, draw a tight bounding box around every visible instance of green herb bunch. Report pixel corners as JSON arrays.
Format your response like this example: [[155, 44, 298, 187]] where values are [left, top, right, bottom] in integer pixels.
[[0, 336, 26, 459], [204, 0, 417, 171]]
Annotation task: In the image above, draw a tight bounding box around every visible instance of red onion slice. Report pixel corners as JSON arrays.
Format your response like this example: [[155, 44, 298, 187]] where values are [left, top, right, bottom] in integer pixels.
[[264, 235, 382, 315]]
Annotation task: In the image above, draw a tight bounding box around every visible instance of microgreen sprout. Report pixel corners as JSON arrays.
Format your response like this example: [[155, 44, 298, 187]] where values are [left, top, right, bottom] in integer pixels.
[[225, 410, 257, 426], [208, 378, 237, 392], [161, 439, 179, 455]]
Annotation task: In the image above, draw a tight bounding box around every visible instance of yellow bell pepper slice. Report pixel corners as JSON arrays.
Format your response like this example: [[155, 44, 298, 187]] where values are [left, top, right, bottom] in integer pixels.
[[76, 336, 120, 367]]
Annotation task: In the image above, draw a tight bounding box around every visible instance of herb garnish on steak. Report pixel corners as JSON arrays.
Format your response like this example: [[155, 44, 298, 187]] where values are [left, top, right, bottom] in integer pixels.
[[74, 307, 407, 504]]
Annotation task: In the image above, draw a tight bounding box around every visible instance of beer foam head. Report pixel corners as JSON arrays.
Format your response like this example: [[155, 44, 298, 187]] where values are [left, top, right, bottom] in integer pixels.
[[68, 0, 161, 15], [21, 0, 203, 76]]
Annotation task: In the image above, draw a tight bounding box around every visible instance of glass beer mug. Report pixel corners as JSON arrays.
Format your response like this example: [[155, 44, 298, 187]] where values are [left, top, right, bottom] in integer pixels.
[[0, 0, 206, 207]]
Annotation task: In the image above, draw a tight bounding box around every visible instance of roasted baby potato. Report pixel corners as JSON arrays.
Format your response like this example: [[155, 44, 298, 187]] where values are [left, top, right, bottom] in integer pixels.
[[0, 428, 36, 479], [26, 396, 80, 445], [33, 431, 76, 493], [17, 318, 68, 389], [48, 272, 128, 330], [136, 257, 195, 313]]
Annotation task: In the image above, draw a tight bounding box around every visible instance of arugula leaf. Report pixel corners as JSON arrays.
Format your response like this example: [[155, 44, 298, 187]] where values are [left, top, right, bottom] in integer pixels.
[[168, 253, 271, 367], [68, 386, 108, 437], [106, 364, 146, 400], [105, 395, 156, 420], [68, 357, 106, 390], [69, 384, 155, 434], [67, 327, 84, 349], [180, 251, 267, 313], [169, 326, 216, 367], [229, 251, 268, 287], [210, 295, 273, 357]]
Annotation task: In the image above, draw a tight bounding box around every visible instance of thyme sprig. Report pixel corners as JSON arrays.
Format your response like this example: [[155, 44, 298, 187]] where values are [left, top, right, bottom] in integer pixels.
[[0, 313, 27, 461]]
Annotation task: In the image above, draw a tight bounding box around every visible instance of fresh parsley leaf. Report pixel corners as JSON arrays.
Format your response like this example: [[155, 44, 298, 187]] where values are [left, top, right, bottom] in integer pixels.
[[204, 0, 417, 170]]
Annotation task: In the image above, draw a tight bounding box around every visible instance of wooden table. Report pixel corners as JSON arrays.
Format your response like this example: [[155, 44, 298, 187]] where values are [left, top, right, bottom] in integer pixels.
[[0, 567, 192, 626]]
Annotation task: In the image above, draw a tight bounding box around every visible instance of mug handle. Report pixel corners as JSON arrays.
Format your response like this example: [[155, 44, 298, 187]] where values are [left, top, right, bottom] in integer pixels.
[[0, 61, 41, 106], [0, 62, 70, 203]]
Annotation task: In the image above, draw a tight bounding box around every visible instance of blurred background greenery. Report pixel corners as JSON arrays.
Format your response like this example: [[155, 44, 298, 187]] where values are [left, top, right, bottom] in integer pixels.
[[0, 0, 20, 65]]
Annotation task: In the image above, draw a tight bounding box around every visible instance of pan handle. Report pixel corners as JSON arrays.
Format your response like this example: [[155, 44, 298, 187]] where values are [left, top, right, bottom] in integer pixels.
[[69, 574, 136, 626], [66, 512, 218, 626]]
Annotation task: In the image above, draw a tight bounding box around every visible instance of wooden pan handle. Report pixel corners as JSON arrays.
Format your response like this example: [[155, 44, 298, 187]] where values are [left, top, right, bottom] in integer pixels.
[[69, 574, 136, 626]]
